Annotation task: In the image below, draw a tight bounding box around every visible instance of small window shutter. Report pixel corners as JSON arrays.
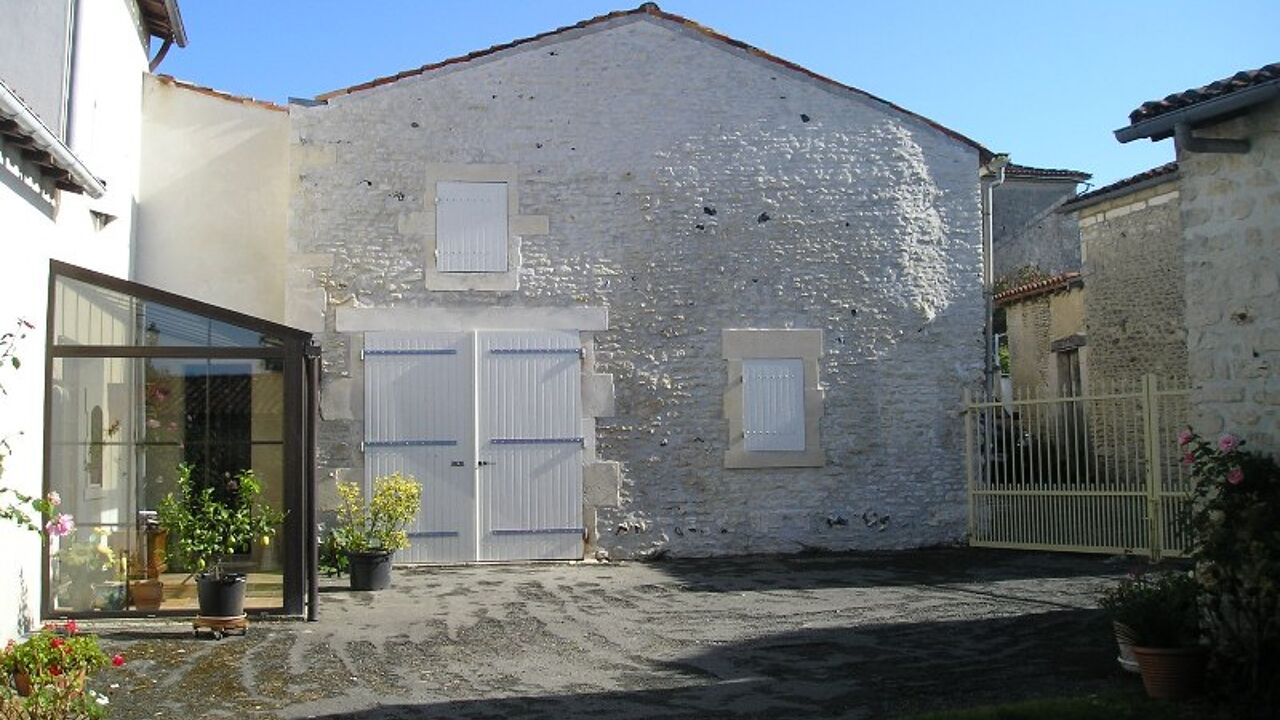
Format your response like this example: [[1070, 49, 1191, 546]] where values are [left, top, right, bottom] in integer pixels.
[[436, 181, 508, 272], [742, 358, 806, 451]]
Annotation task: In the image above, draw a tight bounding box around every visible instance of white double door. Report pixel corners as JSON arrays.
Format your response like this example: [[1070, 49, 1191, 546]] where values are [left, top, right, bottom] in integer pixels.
[[363, 330, 584, 562]]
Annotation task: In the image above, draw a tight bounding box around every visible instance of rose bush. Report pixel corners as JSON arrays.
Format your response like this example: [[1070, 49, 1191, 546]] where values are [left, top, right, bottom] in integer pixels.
[[1180, 429, 1280, 715]]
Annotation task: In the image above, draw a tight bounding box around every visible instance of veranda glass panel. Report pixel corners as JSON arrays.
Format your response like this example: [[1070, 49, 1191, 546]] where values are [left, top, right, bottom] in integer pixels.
[[52, 275, 283, 348], [48, 357, 286, 613]]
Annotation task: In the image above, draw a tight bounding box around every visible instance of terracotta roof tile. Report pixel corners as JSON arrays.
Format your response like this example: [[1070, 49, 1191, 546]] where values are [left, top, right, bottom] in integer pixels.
[[1004, 163, 1091, 181], [994, 271, 1083, 306], [1060, 162, 1178, 210], [1128, 62, 1280, 125], [154, 75, 286, 113], [313, 3, 993, 161]]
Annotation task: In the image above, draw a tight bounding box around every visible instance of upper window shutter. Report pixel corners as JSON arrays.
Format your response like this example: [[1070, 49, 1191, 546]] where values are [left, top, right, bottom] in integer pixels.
[[436, 181, 508, 272], [742, 358, 806, 451]]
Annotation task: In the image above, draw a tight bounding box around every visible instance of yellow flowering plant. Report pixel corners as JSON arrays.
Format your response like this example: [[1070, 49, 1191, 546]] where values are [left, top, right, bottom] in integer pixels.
[[332, 473, 422, 554]]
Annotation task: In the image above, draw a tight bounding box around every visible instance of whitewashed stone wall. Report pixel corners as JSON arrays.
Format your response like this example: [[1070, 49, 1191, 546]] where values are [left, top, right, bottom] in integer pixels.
[[288, 16, 984, 557], [1179, 99, 1280, 454]]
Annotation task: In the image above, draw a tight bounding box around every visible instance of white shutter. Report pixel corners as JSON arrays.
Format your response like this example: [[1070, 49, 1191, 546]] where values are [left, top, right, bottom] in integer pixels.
[[742, 358, 806, 451], [436, 181, 508, 272]]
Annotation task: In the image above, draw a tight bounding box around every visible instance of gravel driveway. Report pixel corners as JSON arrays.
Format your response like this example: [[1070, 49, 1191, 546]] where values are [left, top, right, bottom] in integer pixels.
[[90, 548, 1130, 719]]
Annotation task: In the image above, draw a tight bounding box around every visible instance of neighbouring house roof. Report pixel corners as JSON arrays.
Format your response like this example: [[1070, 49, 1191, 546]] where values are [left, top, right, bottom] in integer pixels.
[[1003, 163, 1091, 182], [153, 75, 286, 113], [1116, 61, 1280, 142], [995, 271, 1083, 306], [1058, 162, 1178, 213], [137, 0, 188, 47], [0, 78, 105, 197], [314, 2, 994, 162]]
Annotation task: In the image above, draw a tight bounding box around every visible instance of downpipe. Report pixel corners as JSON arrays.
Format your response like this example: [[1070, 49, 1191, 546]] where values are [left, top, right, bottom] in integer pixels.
[[980, 154, 1009, 399]]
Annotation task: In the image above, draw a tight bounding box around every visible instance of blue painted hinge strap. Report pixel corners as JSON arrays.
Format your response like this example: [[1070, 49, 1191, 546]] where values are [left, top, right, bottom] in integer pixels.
[[489, 348, 583, 357], [364, 439, 459, 448], [490, 527, 585, 536], [489, 437, 584, 445], [364, 348, 458, 357]]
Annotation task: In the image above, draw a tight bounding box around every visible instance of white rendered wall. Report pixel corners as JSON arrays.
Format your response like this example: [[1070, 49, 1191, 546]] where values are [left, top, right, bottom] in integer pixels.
[[0, 0, 147, 642], [135, 76, 289, 322], [290, 16, 985, 558]]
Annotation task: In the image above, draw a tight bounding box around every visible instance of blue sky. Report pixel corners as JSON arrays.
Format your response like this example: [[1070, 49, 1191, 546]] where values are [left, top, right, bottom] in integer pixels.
[[159, 1, 1278, 188]]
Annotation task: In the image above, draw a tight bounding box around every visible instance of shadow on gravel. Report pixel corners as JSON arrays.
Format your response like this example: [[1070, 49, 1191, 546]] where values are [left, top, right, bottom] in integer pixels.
[[643, 547, 1129, 593], [91, 629, 196, 641], [300, 607, 1116, 720]]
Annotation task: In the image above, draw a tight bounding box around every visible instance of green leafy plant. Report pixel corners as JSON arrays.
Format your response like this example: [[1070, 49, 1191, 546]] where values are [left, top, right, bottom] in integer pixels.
[[156, 464, 283, 578], [1180, 428, 1280, 713], [0, 319, 74, 542], [1098, 570, 1200, 648], [317, 523, 349, 576], [0, 620, 124, 719], [333, 473, 422, 554]]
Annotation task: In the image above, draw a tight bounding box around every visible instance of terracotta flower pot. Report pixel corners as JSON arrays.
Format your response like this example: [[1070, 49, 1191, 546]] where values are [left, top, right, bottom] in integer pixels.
[[1131, 645, 1208, 700], [131, 578, 164, 611]]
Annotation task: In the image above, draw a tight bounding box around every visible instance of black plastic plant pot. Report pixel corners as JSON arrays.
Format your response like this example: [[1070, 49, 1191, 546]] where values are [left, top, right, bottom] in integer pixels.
[[348, 551, 393, 591], [196, 573, 247, 618]]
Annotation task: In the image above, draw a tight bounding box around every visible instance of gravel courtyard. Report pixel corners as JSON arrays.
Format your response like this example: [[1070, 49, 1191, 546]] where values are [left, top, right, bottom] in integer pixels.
[[91, 548, 1130, 719]]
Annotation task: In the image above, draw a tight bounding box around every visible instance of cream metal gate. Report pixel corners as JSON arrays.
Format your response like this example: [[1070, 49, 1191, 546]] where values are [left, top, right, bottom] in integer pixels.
[[963, 374, 1191, 560], [363, 330, 584, 563]]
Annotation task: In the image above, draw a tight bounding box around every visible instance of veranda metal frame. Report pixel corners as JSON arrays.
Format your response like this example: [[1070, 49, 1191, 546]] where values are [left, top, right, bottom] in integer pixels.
[[41, 260, 319, 619]]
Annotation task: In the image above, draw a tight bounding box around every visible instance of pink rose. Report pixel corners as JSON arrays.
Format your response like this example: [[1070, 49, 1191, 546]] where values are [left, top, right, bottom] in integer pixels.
[[1226, 467, 1244, 485], [1177, 428, 1194, 446], [44, 513, 75, 537], [1218, 434, 1240, 453], [1182, 452, 1196, 466], [45, 491, 61, 506]]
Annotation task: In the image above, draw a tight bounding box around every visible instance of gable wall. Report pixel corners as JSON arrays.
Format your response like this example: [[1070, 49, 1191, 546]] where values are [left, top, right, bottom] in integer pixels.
[[288, 18, 983, 557]]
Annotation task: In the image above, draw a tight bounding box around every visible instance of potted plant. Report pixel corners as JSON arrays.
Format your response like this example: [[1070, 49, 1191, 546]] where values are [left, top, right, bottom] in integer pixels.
[[1100, 570, 1205, 700], [54, 531, 120, 612], [332, 473, 422, 591], [1097, 571, 1144, 674], [1, 620, 124, 712], [157, 464, 282, 618]]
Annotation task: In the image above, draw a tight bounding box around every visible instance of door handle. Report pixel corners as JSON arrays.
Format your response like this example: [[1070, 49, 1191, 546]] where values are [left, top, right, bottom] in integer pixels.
[[450, 461, 465, 467], [477, 461, 492, 467]]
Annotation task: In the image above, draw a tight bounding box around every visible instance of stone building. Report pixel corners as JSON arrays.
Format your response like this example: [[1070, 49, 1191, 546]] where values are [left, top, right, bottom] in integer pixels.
[[995, 273, 1085, 400], [283, 4, 992, 560], [991, 164, 1091, 283], [1059, 163, 1186, 391], [1116, 62, 1280, 454]]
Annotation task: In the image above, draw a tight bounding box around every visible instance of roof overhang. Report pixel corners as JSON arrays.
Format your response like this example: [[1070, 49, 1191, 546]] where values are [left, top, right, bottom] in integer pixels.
[[137, 0, 188, 47], [0, 78, 106, 198], [1115, 78, 1280, 143]]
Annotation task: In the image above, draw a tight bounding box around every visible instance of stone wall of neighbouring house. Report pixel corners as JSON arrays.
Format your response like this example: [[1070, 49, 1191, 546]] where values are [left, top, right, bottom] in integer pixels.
[[1077, 177, 1186, 390], [993, 179, 1082, 281], [1178, 98, 1280, 454], [286, 15, 984, 558], [1002, 285, 1084, 399]]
